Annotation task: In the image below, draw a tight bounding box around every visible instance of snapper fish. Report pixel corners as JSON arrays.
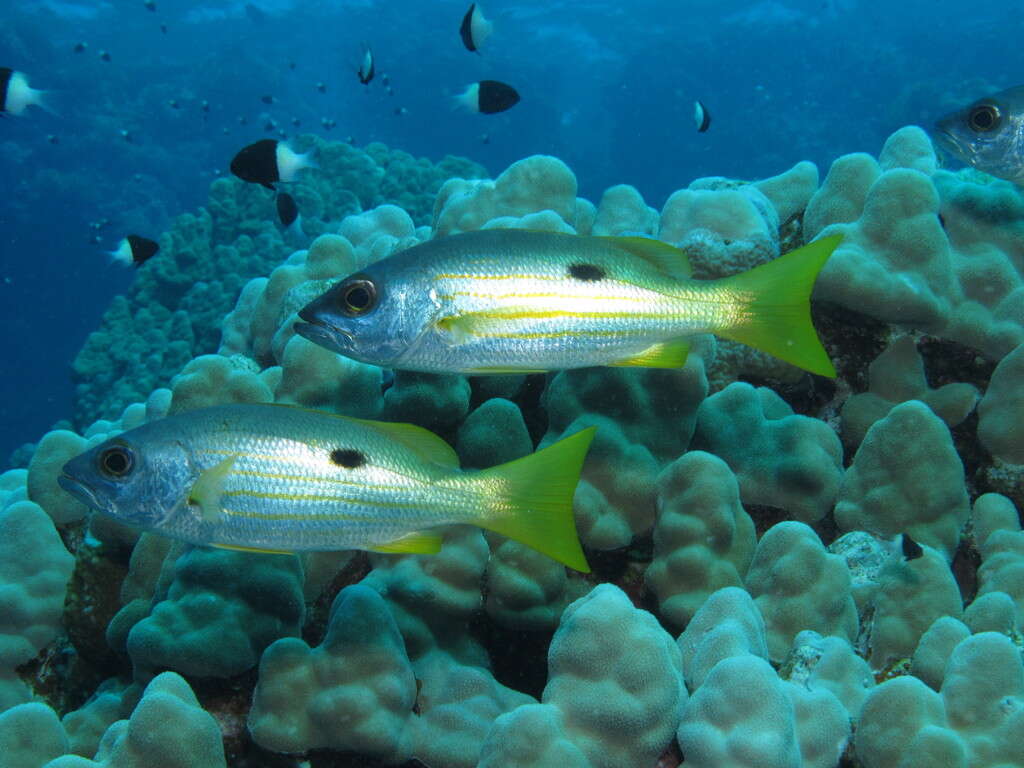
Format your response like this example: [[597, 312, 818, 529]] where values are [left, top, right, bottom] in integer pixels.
[[934, 85, 1024, 184], [295, 229, 840, 377], [58, 403, 594, 571]]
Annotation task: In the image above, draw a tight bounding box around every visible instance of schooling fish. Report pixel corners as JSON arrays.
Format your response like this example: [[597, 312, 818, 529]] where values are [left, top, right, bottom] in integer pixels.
[[109, 235, 159, 267], [460, 4, 493, 52], [230, 138, 316, 190], [455, 80, 519, 114], [296, 229, 839, 377], [1, 68, 49, 116], [58, 404, 594, 571], [357, 45, 375, 85], [934, 85, 1024, 184]]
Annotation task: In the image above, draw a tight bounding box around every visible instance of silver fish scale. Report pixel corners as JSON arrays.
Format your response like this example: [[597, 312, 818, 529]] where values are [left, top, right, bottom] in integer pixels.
[[393, 232, 730, 372], [154, 405, 477, 551]]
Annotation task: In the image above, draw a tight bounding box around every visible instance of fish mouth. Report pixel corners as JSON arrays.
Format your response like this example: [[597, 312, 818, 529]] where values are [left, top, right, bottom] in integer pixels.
[[932, 127, 966, 157], [293, 318, 354, 351], [58, 472, 107, 513]]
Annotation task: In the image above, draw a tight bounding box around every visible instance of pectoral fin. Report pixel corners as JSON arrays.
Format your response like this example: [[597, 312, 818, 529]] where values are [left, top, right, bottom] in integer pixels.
[[370, 531, 444, 554], [188, 455, 237, 524], [609, 339, 690, 368]]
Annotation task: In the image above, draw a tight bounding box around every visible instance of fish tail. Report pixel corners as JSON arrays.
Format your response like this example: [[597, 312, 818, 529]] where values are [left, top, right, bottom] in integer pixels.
[[472, 426, 595, 572], [714, 234, 841, 377]]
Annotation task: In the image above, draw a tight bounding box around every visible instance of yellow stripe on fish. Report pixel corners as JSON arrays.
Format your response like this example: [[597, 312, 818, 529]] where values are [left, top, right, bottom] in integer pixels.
[[295, 229, 840, 378]]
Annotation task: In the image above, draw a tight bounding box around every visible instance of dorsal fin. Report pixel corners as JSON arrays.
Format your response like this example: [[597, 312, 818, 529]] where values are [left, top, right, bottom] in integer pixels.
[[350, 417, 460, 469], [266, 404, 460, 469], [601, 236, 692, 280]]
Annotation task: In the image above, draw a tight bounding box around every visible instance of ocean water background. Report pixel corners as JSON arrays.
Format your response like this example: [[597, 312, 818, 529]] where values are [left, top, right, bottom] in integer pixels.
[[0, 0, 1015, 462]]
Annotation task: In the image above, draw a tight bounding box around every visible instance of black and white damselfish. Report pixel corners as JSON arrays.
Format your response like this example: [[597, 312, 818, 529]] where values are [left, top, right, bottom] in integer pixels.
[[230, 139, 316, 190], [1, 68, 51, 116], [455, 80, 519, 114], [109, 235, 159, 267], [459, 4, 493, 52]]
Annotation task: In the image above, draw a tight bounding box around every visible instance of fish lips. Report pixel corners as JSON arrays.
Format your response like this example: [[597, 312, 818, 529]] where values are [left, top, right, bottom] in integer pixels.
[[58, 471, 109, 514], [294, 296, 356, 352]]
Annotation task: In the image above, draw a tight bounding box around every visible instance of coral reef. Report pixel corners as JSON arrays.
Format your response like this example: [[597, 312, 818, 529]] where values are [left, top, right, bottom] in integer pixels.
[[4, 127, 1024, 768]]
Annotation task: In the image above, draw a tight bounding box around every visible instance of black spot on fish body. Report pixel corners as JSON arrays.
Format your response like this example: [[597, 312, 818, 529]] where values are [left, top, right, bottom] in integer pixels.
[[330, 448, 365, 468], [902, 533, 923, 561], [568, 262, 605, 281]]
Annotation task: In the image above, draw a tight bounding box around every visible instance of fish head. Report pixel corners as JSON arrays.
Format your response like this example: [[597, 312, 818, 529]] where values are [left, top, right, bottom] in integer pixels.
[[58, 429, 196, 530], [934, 86, 1024, 182], [295, 259, 433, 368]]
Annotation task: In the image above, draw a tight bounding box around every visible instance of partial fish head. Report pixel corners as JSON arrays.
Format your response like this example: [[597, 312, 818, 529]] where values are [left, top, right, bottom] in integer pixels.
[[934, 85, 1024, 183], [295, 260, 428, 368], [58, 428, 196, 530]]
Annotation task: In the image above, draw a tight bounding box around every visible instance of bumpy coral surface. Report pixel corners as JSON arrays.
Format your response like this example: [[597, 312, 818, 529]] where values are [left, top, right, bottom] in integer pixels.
[[6, 129, 1024, 768]]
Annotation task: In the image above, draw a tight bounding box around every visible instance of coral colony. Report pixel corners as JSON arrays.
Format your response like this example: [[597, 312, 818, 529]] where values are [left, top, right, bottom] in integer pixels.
[[1, 126, 1024, 768]]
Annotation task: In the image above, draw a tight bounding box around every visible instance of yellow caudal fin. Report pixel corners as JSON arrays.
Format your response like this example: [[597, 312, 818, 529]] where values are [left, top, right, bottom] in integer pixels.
[[474, 426, 595, 572], [715, 234, 841, 377]]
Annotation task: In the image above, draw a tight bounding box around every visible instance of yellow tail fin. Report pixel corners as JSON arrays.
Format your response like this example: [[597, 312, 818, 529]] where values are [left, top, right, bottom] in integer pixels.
[[474, 426, 595, 572], [716, 234, 840, 377]]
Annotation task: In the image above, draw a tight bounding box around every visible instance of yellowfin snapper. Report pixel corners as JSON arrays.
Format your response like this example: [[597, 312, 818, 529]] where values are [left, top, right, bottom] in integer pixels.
[[935, 85, 1024, 184], [58, 404, 594, 571], [296, 229, 840, 377]]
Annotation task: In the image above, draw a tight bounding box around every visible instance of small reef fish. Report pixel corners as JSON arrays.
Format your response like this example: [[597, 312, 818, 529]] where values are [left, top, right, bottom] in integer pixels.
[[934, 85, 1024, 184], [58, 404, 594, 571], [358, 45, 375, 85], [230, 138, 316, 190], [276, 191, 304, 240], [109, 235, 159, 267], [694, 100, 711, 132], [276, 192, 299, 227], [455, 80, 519, 114], [1, 68, 49, 116], [460, 4, 493, 52], [296, 229, 840, 377]]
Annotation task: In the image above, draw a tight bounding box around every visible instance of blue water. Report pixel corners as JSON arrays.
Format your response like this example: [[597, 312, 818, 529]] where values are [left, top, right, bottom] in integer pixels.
[[0, 0, 1015, 461]]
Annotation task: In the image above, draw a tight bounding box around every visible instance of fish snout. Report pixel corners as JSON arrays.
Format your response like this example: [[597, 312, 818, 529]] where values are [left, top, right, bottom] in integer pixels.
[[58, 471, 105, 512]]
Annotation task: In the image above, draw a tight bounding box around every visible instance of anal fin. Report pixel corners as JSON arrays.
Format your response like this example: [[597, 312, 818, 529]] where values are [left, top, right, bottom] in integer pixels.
[[609, 339, 690, 368], [209, 542, 293, 556], [370, 531, 444, 554]]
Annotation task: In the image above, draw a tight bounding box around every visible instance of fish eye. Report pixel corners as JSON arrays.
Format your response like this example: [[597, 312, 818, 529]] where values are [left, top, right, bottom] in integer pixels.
[[967, 103, 1001, 133], [338, 277, 378, 316], [97, 445, 135, 479]]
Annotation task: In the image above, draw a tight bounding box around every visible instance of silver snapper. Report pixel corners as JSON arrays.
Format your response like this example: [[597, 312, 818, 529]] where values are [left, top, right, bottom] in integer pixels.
[[295, 229, 840, 377], [58, 403, 594, 571], [935, 85, 1024, 184]]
